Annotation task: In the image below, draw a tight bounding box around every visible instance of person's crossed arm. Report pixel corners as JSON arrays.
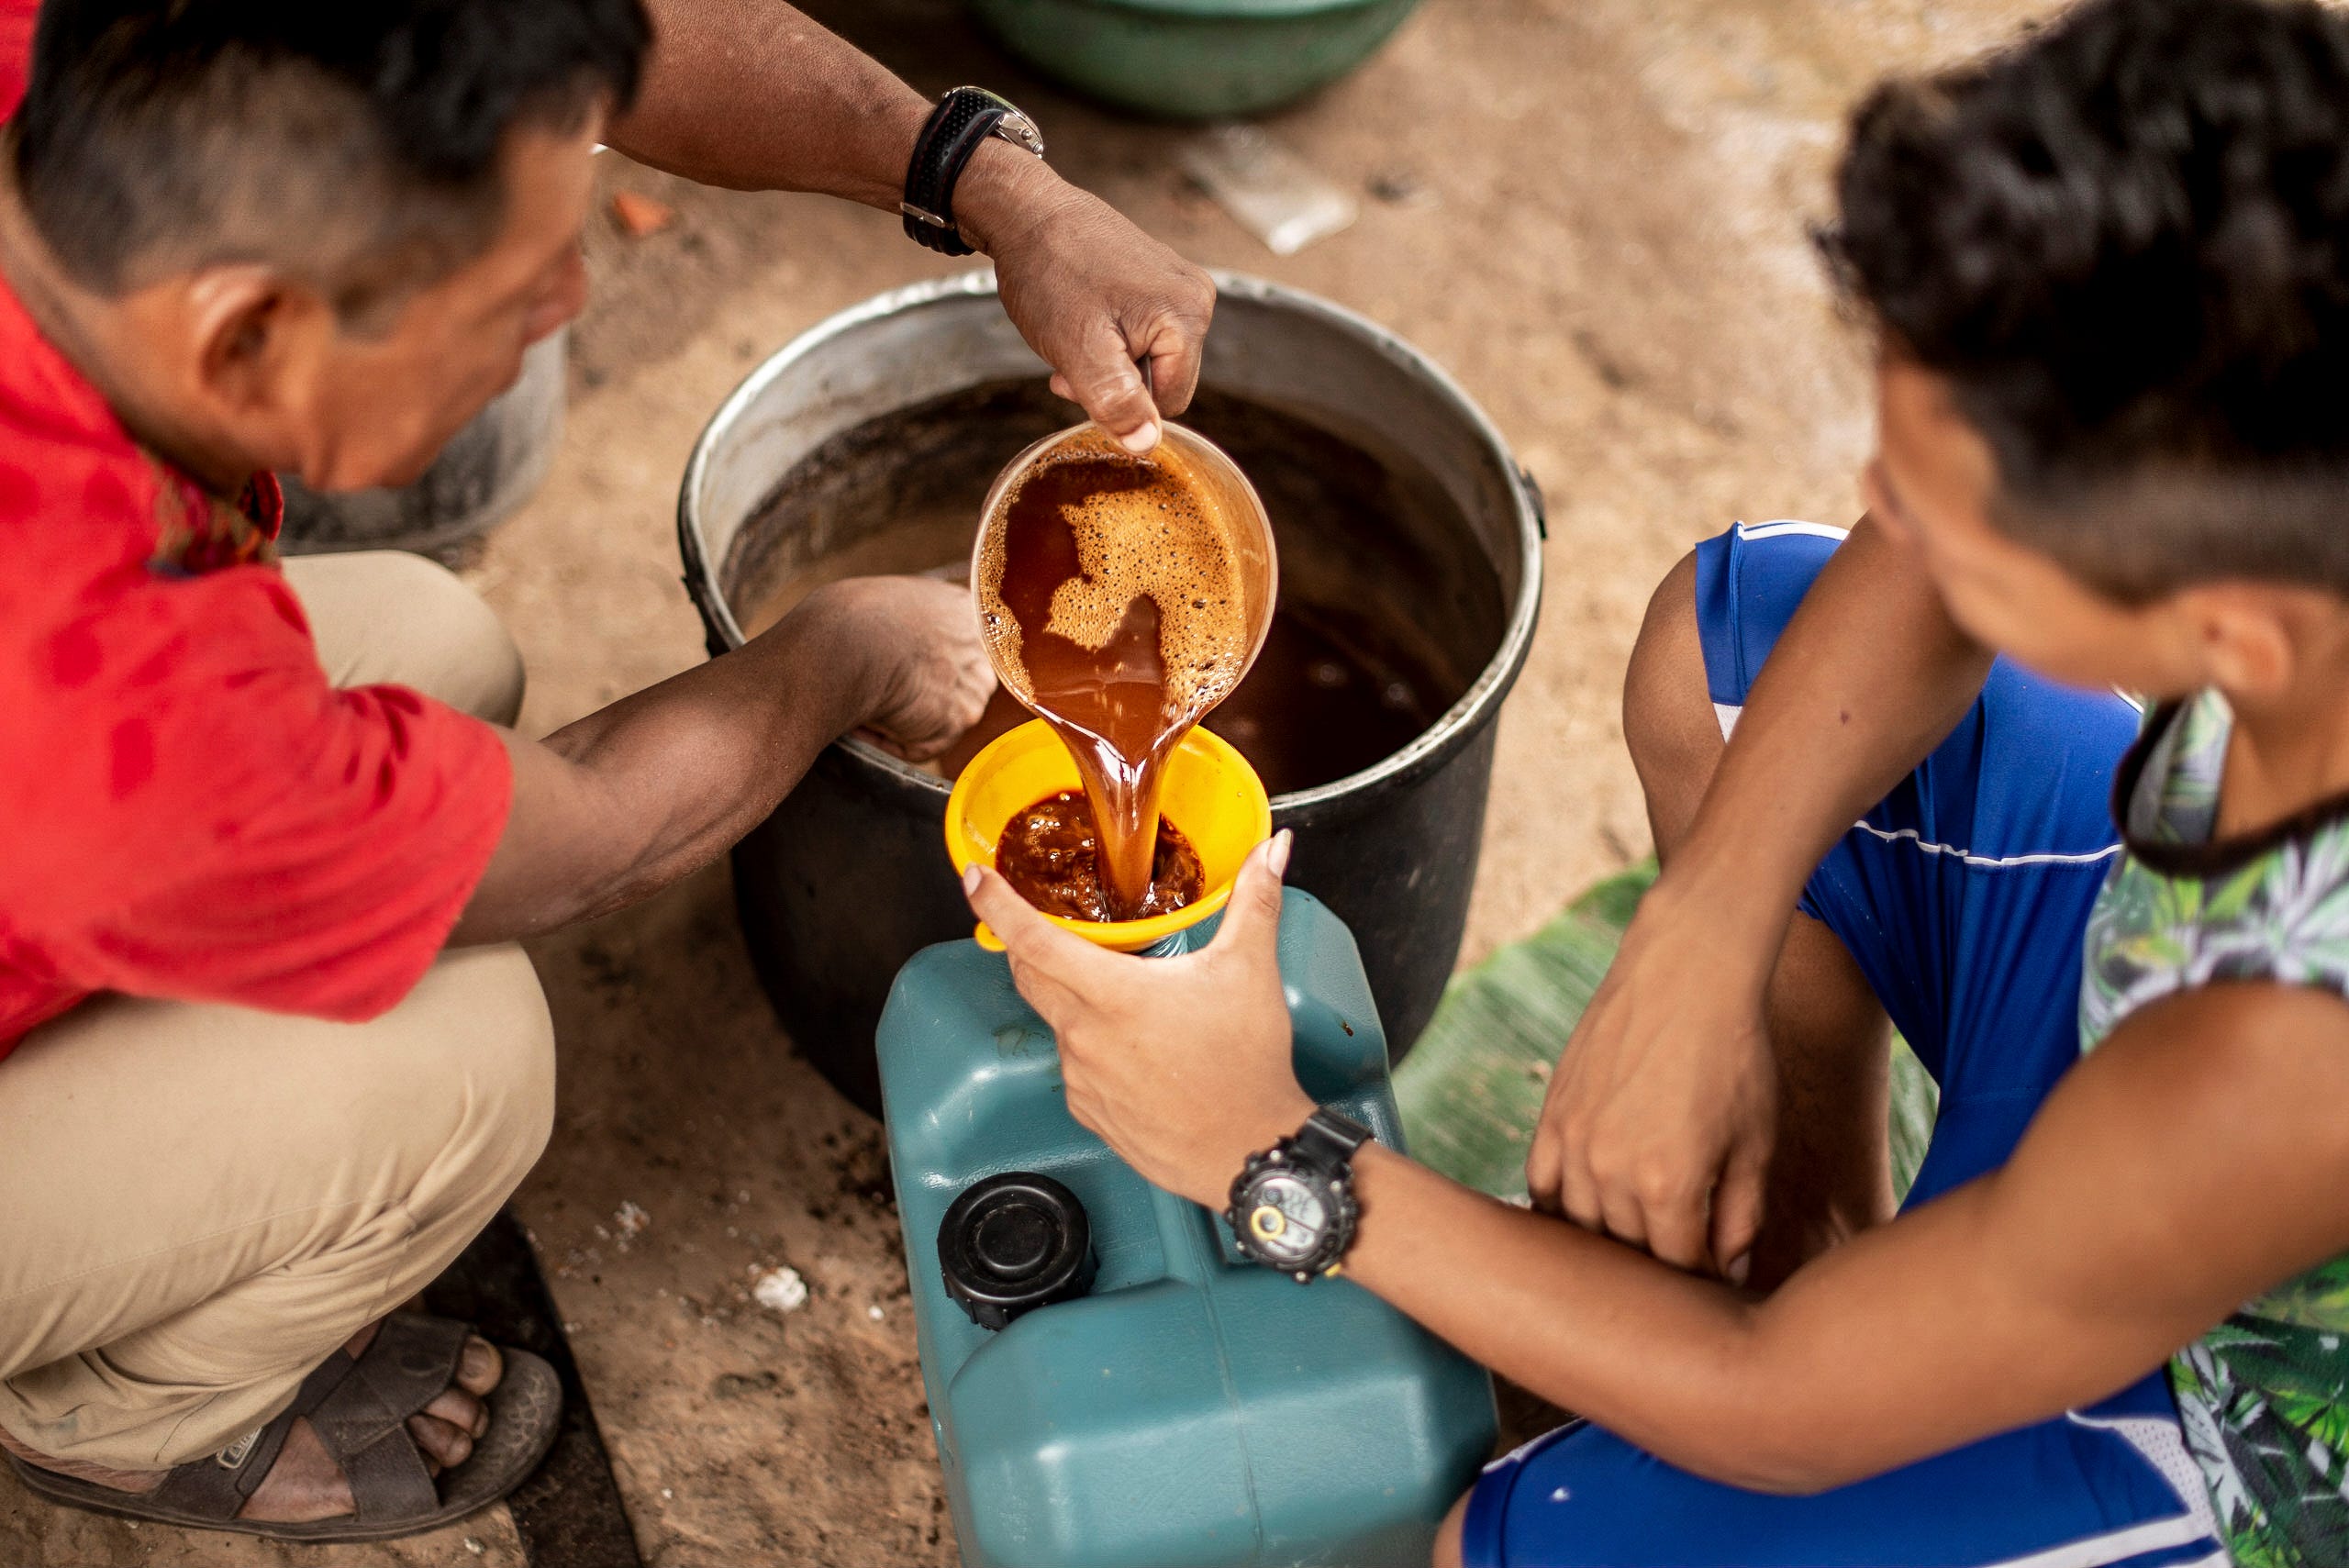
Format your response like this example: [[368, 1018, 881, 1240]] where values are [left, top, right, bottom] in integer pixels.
[[963, 845, 2349, 1491], [1526, 510, 1994, 1279], [607, 0, 1214, 454]]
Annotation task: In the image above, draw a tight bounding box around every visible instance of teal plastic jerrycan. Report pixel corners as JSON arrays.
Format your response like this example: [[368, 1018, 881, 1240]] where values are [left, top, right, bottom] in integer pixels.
[[876, 888, 1498, 1568]]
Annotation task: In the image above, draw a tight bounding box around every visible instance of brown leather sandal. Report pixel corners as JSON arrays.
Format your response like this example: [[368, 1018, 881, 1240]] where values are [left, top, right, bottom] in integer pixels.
[[4, 1313, 562, 1542]]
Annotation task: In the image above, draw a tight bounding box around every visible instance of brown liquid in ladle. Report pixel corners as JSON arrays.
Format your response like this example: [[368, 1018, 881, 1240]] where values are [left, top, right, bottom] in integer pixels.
[[976, 426, 1269, 920]]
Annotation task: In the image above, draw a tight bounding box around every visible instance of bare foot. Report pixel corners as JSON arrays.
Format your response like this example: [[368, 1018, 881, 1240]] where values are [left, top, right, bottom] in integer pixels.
[[0, 1319, 504, 1526]]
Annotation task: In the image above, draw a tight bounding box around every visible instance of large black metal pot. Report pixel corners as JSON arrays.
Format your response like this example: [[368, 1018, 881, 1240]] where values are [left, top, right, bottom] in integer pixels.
[[679, 272, 1543, 1116]]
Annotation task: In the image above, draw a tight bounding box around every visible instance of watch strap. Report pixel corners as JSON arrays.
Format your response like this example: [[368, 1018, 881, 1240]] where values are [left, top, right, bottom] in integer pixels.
[[1293, 1106, 1372, 1169], [901, 87, 1035, 257]]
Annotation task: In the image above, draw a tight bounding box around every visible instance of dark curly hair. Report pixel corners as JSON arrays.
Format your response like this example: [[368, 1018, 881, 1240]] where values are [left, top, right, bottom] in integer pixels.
[[1822, 0, 2349, 599], [13, 0, 649, 328]]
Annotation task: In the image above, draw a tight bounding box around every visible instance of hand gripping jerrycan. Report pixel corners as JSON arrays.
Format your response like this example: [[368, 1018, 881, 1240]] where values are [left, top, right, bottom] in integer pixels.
[[877, 717, 1497, 1568]]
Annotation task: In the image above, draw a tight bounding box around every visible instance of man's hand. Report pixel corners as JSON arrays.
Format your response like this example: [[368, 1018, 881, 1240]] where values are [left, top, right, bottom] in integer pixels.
[[958, 146, 1216, 455], [962, 830, 1314, 1205], [610, 3, 1214, 455], [1526, 885, 1778, 1279], [803, 575, 995, 762]]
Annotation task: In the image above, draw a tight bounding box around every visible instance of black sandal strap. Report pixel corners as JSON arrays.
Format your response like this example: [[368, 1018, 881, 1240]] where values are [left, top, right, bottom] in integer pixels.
[[144, 1315, 471, 1526], [304, 1314, 469, 1522], [143, 1404, 300, 1519]]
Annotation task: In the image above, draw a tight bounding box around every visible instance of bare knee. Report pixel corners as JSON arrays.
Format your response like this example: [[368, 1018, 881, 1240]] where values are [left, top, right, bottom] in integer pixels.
[[1622, 549, 1724, 856], [1432, 1487, 1472, 1568]]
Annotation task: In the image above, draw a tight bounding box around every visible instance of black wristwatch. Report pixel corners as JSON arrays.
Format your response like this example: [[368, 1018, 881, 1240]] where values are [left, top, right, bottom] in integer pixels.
[[1223, 1108, 1373, 1282], [900, 86, 1045, 257]]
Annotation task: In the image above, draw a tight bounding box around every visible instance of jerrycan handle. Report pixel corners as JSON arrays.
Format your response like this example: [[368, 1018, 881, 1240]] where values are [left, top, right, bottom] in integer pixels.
[[1148, 1182, 1230, 1284]]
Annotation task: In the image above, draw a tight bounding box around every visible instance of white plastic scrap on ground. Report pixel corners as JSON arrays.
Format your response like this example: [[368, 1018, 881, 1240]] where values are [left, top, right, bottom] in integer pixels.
[[613, 1199, 650, 1237], [1177, 125, 1357, 256], [751, 1265, 808, 1313]]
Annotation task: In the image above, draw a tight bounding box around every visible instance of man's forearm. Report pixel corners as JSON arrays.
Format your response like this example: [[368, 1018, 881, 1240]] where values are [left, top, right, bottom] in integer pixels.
[[607, 1, 922, 199], [1653, 516, 1991, 947], [607, 0, 1064, 240], [450, 595, 879, 944], [609, 0, 1215, 443], [1344, 1147, 1792, 1482]]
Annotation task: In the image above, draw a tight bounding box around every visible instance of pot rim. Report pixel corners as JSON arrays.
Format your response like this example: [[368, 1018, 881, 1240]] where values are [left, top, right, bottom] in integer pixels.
[[677, 268, 1544, 813]]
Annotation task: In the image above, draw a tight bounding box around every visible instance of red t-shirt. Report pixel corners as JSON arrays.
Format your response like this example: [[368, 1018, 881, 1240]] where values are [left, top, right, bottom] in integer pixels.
[[0, 2, 514, 1054]]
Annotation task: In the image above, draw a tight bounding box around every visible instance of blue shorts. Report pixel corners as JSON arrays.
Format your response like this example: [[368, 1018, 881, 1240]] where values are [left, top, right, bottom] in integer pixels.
[[1463, 521, 2224, 1568]]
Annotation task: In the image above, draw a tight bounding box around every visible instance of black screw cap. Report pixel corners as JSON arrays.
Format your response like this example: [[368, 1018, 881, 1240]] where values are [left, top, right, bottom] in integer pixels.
[[938, 1172, 1096, 1331]]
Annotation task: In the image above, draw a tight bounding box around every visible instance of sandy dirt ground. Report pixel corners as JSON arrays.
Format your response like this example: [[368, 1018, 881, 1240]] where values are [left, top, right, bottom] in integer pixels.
[[3, 0, 2054, 1563]]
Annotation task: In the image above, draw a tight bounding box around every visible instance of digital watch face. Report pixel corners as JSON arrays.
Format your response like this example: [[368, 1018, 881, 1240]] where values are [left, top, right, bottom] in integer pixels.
[[1244, 1173, 1329, 1267]]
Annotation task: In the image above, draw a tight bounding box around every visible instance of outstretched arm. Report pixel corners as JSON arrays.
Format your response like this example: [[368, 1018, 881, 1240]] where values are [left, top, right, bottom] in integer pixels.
[[1353, 982, 2349, 1488], [607, 0, 1215, 450], [452, 575, 988, 943], [967, 849, 2349, 1491]]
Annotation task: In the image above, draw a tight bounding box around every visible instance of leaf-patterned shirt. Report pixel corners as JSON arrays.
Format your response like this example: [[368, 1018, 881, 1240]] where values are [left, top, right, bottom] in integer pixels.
[[2082, 690, 2349, 1568]]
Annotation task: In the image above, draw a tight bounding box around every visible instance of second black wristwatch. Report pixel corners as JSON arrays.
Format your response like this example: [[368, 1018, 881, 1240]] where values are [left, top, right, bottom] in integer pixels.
[[900, 86, 1045, 257], [1224, 1108, 1373, 1282]]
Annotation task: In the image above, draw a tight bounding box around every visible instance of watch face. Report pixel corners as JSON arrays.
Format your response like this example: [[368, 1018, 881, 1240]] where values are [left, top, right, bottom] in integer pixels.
[[1242, 1173, 1330, 1267]]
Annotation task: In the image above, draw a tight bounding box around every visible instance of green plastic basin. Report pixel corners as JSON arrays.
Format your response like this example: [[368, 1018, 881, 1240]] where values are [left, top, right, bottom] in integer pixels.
[[968, 0, 1420, 119]]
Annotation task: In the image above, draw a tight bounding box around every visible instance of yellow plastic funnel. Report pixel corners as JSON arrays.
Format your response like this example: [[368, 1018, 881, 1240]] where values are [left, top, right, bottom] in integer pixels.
[[946, 718, 1273, 953]]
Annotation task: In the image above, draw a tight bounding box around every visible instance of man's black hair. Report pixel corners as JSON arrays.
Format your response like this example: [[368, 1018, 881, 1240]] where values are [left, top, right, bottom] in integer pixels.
[[1822, 0, 2349, 599], [13, 0, 649, 325]]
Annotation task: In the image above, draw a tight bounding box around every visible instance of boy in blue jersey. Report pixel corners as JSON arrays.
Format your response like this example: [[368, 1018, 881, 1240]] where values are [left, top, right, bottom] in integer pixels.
[[964, 0, 2349, 1562]]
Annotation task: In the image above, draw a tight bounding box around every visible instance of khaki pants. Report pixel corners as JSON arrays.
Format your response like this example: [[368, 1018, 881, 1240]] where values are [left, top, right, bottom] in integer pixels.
[[0, 552, 554, 1472]]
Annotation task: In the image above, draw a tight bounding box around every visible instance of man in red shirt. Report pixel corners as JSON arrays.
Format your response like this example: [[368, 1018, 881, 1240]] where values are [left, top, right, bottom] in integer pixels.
[[0, 0, 1214, 1541]]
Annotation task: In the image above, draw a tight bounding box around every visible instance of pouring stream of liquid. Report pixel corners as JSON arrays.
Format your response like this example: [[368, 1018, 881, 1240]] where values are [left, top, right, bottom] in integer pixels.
[[989, 451, 1186, 917]]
